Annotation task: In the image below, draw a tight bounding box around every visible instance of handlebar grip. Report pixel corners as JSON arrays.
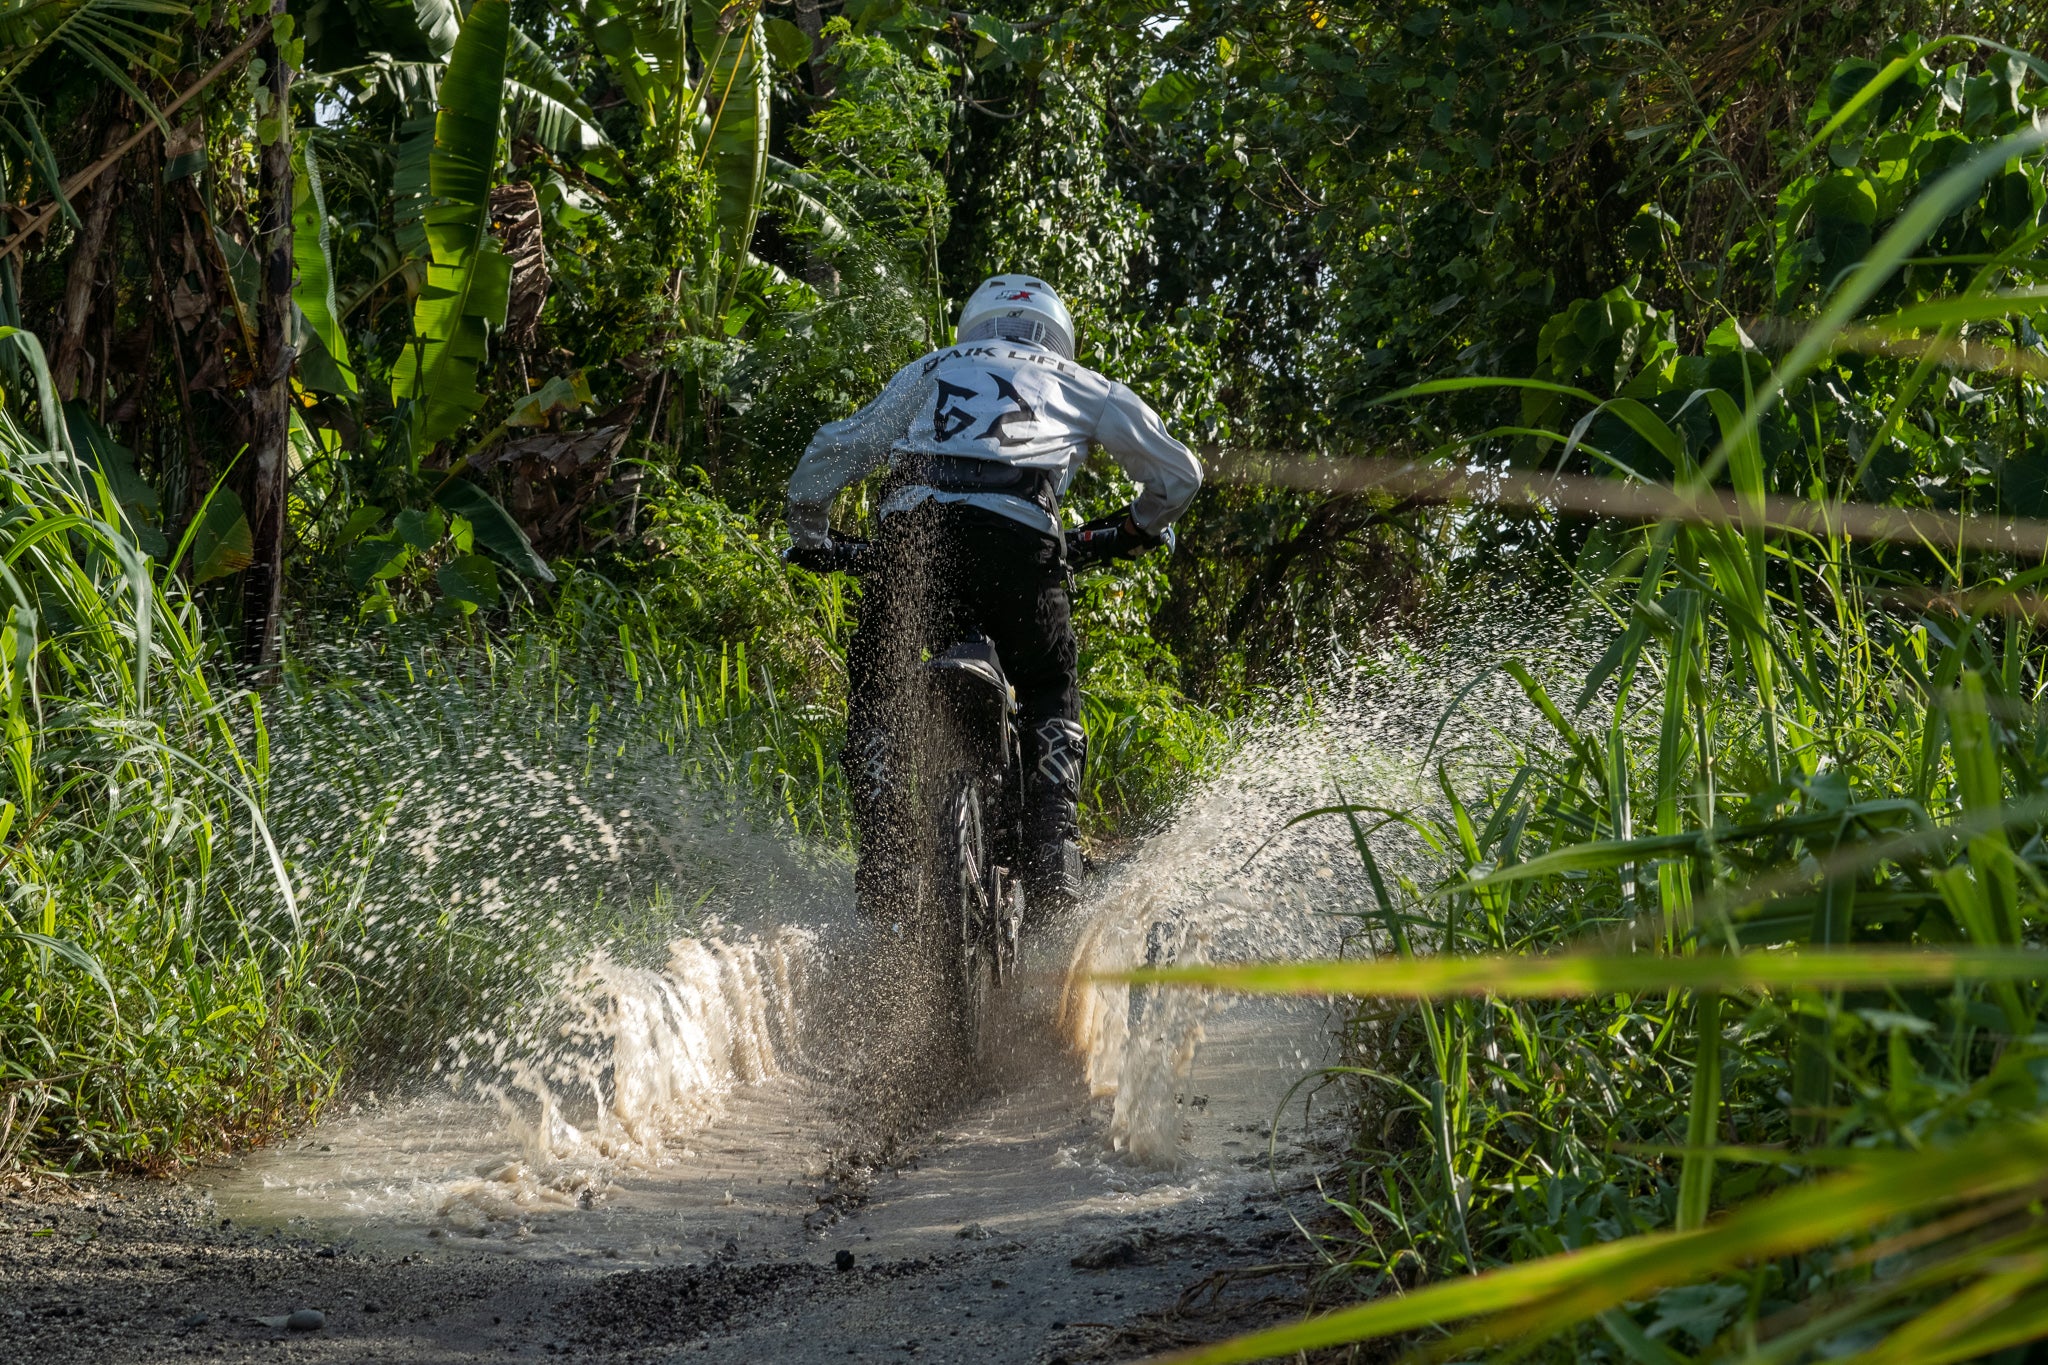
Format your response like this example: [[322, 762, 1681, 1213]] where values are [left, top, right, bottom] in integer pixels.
[[1064, 524, 1124, 570], [1066, 511, 1171, 571], [784, 538, 873, 574]]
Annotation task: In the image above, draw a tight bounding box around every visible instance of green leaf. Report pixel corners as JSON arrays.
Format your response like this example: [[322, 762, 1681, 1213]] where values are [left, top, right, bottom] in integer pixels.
[[64, 401, 166, 559], [212, 225, 258, 334], [434, 477, 554, 582], [6, 930, 119, 1019], [1675, 991, 1723, 1234], [694, 3, 769, 262], [7, 99, 81, 231], [504, 372, 592, 427], [509, 24, 609, 155], [392, 115, 433, 261], [436, 553, 500, 611], [1145, 1118, 2048, 1363], [188, 488, 252, 584], [1136, 70, 1202, 122], [290, 139, 357, 395], [762, 16, 811, 69], [410, 0, 460, 57], [764, 156, 855, 244], [1501, 660, 1584, 755], [1370, 375, 1605, 407], [963, 12, 1027, 65], [390, 0, 515, 450], [1860, 287, 2048, 334], [335, 504, 385, 547], [584, 0, 689, 116], [1949, 672, 2022, 951], [393, 506, 444, 550], [1812, 170, 1879, 284], [1713, 123, 2048, 471], [344, 537, 409, 588]]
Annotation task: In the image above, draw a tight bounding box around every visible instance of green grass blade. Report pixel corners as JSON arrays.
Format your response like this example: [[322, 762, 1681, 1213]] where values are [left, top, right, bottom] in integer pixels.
[[1368, 375, 1603, 407], [1145, 1120, 2048, 1364], [1122, 947, 2048, 998], [1675, 990, 1721, 1232]]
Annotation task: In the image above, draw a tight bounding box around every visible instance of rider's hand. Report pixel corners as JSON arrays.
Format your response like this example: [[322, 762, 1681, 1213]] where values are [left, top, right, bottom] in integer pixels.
[[784, 541, 841, 574], [1067, 505, 1170, 569]]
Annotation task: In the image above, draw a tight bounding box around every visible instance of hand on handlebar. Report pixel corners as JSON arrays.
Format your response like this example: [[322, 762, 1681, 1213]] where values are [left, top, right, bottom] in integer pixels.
[[783, 537, 872, 575], [1065, 505, 1174, 571], [784, 514, 1172, 577]]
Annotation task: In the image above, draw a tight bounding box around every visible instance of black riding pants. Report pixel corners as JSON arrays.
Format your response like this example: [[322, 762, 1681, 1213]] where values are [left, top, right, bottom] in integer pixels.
[[844, 502, 1079, 909]]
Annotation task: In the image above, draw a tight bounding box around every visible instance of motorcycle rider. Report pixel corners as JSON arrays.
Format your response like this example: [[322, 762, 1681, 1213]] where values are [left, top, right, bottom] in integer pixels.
[[785, 274, 1202, 918]]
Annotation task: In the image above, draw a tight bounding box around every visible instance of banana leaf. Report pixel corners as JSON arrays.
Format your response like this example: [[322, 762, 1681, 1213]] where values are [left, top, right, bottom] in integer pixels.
[[391, 113, 432, 260], [434, 477, 553, 583], [408, 0, 459, 57], [584, 0, 688, 120], [509, 24, 608, 155], [691, 0, 768, 262], [389, 0, 512, 450], [290, 139, 356, 395]]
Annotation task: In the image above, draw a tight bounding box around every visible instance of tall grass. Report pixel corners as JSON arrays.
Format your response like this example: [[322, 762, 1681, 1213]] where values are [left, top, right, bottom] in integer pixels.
[[0, 333, 322, 1169], [1134, 80, 2048, 1365], [0, 385, 865, 1168]]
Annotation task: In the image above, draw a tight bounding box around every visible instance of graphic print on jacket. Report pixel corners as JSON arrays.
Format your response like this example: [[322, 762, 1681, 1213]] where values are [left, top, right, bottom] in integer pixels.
[[934, 371, 1039, 447], [912, 345, 1080, 465], [786, 338, 1204, 543]]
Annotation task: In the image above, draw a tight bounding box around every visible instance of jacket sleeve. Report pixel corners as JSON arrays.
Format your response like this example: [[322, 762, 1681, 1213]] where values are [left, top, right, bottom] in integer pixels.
[[1092, 382, 1204, 535], [786, 362, 925, 548]]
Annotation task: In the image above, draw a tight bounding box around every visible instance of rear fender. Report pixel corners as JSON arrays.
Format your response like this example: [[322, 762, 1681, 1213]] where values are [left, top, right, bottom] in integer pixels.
[[927, 641, 1016, 776]]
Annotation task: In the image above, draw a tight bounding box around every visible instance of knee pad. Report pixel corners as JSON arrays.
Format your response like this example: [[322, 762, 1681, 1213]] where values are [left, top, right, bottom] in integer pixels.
[[1029, 717, 1086, 801], [844, 728, 898, 814]]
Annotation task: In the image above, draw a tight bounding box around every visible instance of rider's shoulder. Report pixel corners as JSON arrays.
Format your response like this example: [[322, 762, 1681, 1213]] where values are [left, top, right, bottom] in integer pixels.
[[909, 340, 1109, 387]]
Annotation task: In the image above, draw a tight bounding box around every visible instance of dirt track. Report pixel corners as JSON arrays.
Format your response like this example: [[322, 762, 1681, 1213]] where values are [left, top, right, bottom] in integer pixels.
[[2, 723, 1372, 1364], [0, 1145, 1331, 1364], [1, 944, 1354, 1363]]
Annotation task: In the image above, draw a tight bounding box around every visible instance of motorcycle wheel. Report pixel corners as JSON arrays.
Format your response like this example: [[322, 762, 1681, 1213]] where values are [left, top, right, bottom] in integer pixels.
[[940, 772, 1003, 1056]]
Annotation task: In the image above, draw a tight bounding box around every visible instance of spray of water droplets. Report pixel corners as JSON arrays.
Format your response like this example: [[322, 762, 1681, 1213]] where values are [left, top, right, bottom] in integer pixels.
[[222, 601, 1606, 1229]]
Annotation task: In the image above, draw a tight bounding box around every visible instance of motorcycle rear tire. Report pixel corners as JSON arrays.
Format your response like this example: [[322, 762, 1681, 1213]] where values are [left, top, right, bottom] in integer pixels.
[[939, 772, 1006, 1058]]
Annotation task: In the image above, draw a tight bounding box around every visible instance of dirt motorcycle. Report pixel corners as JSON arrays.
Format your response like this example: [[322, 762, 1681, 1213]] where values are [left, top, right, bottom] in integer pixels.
[[790, 514, 1153, 1053]]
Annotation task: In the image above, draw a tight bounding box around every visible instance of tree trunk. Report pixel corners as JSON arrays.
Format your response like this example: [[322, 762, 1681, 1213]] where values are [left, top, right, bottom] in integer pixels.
[[793, 0, 835, 99], [241, 2, 294, 670], [52, 116, 128, 404]]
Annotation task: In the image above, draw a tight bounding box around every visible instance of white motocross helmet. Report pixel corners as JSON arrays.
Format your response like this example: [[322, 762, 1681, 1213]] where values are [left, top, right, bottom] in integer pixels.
[[956, 274, 1075, 359]]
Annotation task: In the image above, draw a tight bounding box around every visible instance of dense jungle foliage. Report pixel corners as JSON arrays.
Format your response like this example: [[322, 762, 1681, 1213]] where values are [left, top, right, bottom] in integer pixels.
[[4, 0, 2048, 1359]]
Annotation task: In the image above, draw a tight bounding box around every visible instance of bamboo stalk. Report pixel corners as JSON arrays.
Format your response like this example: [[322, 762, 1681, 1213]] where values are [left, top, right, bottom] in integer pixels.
[[1211, 450, 2048, 559]]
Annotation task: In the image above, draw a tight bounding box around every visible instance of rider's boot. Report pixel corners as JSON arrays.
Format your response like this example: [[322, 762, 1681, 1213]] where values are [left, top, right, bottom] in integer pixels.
[[1021, 717, 1086, 919]]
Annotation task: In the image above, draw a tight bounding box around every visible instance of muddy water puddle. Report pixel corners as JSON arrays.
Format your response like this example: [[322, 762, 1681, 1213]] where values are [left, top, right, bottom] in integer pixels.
[[197, 689, 1430, 1272], [200, 988, 1337, 1268]]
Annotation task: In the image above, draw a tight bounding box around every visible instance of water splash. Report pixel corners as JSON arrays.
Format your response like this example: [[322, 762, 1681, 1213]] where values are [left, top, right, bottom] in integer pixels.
[[453, 927, 820, 1165], [1056, 602, 1606, 1166], [212, 603, 1599, 1242]]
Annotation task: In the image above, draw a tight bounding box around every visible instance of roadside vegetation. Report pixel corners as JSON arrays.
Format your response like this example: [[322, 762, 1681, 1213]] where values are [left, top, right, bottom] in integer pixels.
[[1120, 5, 2048, 1362], [5, 0, 2048, 1361]]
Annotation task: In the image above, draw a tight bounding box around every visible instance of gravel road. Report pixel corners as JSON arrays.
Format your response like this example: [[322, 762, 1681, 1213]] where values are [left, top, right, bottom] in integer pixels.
[[0, 1153, 1332, 1364]]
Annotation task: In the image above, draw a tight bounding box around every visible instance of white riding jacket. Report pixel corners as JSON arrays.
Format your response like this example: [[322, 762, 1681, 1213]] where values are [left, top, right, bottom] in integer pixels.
[[786, 339, 1203, 546]]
